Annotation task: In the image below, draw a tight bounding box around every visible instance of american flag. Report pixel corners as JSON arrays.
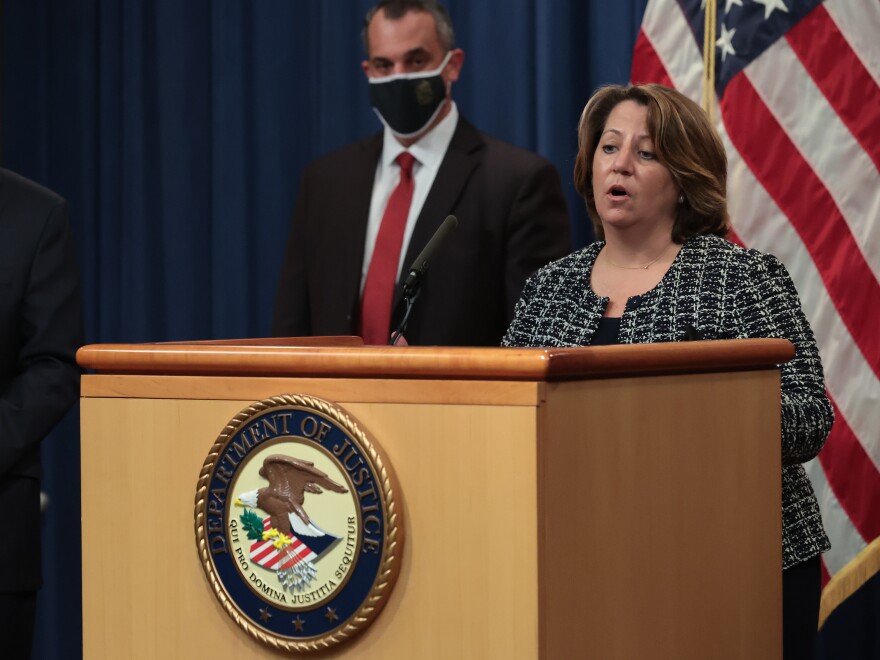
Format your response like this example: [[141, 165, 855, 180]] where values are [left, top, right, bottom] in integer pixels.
[[631, 0, 879, 649], [250, 517, 318, 571]]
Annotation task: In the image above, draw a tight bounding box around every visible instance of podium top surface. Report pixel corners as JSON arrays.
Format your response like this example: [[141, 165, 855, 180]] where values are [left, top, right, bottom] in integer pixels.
[[77, 337, 793, 382]]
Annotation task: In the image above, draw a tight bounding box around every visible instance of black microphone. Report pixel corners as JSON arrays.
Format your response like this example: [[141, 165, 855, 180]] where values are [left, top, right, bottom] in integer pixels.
[[402, 214, 458, 298], [390, 214, 458, 345]]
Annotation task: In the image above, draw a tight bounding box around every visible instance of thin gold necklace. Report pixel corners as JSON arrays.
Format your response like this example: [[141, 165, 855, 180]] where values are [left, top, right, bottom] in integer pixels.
[[604, 244, 671, 270]]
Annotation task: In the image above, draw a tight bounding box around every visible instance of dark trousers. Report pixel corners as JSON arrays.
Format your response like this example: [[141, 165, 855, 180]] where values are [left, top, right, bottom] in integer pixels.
[[0, 592, 36, 660], [783, 555, 821, 660]]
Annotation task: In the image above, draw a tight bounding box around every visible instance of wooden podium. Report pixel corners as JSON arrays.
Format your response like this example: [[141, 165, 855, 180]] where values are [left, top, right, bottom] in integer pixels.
[[77, 338, 788, 659]]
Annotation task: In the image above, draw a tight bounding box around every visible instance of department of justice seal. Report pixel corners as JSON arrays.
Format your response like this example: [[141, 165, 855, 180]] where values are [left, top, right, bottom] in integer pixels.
[[194, 395, 404, 653]]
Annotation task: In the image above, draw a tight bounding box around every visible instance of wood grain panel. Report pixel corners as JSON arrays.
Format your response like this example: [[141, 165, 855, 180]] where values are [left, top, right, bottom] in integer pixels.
[[80, 374, 542, 406], [81, 397, 538, 659], [538, 370, 782, 660]]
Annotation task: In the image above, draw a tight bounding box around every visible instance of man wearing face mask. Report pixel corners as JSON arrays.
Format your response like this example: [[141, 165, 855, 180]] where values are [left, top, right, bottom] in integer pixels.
[[273, 0, 571, 346]]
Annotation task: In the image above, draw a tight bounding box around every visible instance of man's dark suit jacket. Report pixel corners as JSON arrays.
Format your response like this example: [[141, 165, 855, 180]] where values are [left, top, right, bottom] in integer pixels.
[[272, 116, 571, 346], [0, 169, 83, 591]]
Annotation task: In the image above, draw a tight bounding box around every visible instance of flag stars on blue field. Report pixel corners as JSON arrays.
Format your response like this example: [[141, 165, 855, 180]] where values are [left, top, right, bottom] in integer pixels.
[[716, 23, 737, 60], [702, 0, 789, 17], [685, 0, 819, 95], [753, 0, 790, 19], [701, 0, 745, 10]]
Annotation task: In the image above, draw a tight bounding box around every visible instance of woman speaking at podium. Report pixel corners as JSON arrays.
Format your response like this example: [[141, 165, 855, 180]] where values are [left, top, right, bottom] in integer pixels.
[[503, 83, 832, 660]]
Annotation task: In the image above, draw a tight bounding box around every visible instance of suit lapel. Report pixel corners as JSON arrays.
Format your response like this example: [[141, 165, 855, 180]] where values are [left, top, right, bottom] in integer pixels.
[[333, 134, 382, 318], [393, 118, 484, 309]]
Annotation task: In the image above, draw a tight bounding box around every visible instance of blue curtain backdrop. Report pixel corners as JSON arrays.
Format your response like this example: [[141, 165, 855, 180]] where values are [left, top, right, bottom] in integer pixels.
[[1, 1, 647, 657]]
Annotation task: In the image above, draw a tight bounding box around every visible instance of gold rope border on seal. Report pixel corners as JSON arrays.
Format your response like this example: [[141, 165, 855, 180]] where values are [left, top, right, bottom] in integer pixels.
[[193, 394, 405, 653]]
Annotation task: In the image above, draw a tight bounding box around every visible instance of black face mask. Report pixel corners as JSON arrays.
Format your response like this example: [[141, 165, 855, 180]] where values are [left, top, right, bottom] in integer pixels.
[[368, 52, 452, 139]]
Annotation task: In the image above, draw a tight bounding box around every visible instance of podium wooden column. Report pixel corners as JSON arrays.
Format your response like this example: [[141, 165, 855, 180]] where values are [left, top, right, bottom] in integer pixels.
[[77, 338, 789, 659]]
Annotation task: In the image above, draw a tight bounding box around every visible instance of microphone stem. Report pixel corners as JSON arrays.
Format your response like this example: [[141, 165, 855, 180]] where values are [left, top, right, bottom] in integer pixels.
[[389, 290, 420, 346]]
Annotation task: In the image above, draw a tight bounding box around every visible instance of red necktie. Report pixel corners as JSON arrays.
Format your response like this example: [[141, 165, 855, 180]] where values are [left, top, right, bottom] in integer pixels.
[[360, 152, 416, 345]]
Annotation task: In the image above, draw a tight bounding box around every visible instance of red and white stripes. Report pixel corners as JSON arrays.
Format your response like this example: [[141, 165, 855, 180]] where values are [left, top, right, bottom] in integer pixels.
[[632, 0, 879, 600], [249, 517, 316, 571]]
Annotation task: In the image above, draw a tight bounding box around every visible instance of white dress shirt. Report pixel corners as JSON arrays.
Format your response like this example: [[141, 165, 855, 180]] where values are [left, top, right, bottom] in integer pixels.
[[360, 102, 459, 293]]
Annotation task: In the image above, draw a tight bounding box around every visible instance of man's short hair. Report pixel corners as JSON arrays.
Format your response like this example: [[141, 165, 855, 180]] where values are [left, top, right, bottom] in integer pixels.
[[362, 0, 456, 54]]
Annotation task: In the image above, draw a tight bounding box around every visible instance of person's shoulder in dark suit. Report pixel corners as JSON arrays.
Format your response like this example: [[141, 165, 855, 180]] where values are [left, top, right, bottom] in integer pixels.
[[0, 167, 67, 217], [453, 119, 573, 323], [0, 167, 84, 480], [0, 167, 83, 654], [479, 130, 559, 173]]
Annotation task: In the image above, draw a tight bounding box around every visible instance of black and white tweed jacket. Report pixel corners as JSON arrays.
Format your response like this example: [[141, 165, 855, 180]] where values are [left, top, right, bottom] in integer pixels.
[[503, 234, 832, 569]]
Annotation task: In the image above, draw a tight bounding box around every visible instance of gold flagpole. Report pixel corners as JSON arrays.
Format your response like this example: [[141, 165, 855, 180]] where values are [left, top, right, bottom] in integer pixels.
[[702, 0, 717, 122]]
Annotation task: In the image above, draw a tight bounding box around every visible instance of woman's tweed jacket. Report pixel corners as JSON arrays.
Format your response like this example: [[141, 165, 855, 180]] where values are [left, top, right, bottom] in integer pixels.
[[503, 234, 832, 569]]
